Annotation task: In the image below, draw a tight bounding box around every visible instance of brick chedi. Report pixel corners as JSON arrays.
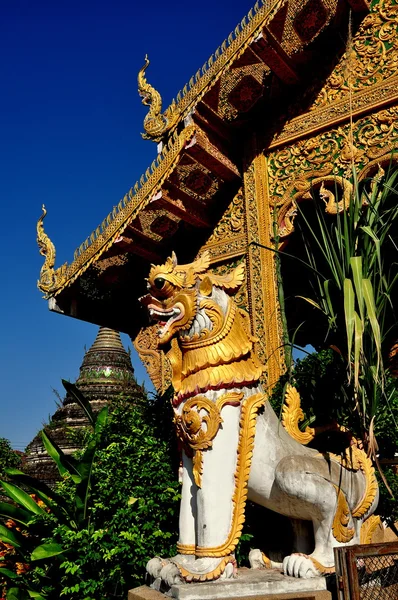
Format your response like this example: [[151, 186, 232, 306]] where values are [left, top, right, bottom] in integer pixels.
[[24, 327, 142, 485]]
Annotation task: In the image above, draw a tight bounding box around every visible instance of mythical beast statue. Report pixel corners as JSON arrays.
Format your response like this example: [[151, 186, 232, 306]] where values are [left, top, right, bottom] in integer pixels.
[[140, 251, 379, 584]]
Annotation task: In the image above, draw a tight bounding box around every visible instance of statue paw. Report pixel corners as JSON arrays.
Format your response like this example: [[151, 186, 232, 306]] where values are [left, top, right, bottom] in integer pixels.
[[283, 554, 321, 579], [160, 562, 183, 586], [146, 557, 169, 579], [249, 549, 283, 571]]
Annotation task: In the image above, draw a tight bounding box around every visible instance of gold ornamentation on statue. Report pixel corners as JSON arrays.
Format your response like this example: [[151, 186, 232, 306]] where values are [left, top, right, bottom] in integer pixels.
[[37, 205, 67, 295], [195, 393, 266, 557], [281, 384, 378, 523], [330, 442, 378, 520], [176, 542, 195, 555], [308, 556, 335, 575], [177, 555, 237, 583], [138, 56, 180, 142], [332, 485, 355, 544], [360, 515, 382, 544], [133, 325, 172, 393], [177, 300, 265, 399], [281, 384, 315, 445], [174, 392, 243, 487], [261, 553, 271, 569], [141, 253, 264, 399]]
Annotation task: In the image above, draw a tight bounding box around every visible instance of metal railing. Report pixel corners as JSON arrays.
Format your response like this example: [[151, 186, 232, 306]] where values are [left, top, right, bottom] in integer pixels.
[[335, 542, 398, 600]]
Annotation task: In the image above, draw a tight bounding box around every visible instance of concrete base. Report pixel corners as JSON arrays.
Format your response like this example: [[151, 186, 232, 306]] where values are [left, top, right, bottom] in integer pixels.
[[128, 568, 332, 600]]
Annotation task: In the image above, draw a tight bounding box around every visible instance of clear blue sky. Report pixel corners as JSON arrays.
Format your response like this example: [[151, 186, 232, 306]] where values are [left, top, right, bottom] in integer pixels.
[[1, 0, 256, 449]]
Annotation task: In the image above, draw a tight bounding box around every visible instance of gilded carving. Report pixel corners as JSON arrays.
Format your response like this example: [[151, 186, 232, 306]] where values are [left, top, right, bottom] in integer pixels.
[[206, 188, 244, 244], [199, 189, 246, 263], [138, 208, 180, 242], [244, 152, 286, 390], [133, 325, 171, 394], [268, 106, 398, 221], [331, 485, 355, 544], [281, 384, 315, 445], [151, 0, 287, 136], [175, 392, 244, 487], [312, 0, 398, 110], [360, 514, 382, 544], [138, 56, 180, 142], [37, 205, 67, 295], [269, 1, 398, 149]]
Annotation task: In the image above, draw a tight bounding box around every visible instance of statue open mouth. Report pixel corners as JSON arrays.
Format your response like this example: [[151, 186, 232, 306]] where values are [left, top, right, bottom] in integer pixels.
[[148, 303, 184, 338]]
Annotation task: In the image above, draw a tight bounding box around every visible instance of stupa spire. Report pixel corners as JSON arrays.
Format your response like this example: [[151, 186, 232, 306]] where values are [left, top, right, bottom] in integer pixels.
[[24, 327, 143, 485]]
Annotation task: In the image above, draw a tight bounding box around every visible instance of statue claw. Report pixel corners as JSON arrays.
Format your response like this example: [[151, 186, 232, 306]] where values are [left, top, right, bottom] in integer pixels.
[[160, 562, 183, 586], [146, 557, 169, 579], [283, 554, 321, 579]]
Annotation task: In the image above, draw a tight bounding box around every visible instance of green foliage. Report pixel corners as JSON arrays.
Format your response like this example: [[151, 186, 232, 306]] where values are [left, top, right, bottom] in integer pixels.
[[0, 440, 21, 478], [0, 383, 179, 600], [291, 167, 398, 438], [268, 347, 398, 525]]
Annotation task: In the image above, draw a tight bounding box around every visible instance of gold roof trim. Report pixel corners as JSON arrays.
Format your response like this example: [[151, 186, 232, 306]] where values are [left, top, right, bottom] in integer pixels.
[[37, 124, 197, 297], [139, 0, 284, 141]]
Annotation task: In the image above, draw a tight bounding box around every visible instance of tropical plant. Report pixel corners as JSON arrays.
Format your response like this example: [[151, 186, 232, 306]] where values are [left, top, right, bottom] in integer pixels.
[[0, 382, 180, 600], [275, 165, 398, 447], [0, 440, 21, 478], [0, 380, 109, 600]]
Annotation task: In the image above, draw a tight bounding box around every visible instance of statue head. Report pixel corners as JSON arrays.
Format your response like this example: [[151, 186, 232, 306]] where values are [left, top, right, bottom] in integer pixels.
[[140, 251, 245, 345]]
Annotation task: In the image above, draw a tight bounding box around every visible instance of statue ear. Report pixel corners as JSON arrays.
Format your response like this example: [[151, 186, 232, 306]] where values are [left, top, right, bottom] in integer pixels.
[[199, 276, 213, 296]]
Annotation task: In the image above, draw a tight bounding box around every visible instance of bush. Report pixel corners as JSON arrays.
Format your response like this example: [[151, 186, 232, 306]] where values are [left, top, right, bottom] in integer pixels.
[[0, 440, 21, 478], [0, 384, 179, 599]]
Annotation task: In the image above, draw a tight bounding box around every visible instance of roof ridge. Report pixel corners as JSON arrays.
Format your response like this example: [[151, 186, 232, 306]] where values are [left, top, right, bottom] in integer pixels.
[[37, 125, 197, 297], [139, 0, 282, 141]]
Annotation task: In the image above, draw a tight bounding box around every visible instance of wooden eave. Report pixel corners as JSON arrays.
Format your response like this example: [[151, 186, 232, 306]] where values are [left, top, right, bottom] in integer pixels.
[[37, 0, 370, 335]]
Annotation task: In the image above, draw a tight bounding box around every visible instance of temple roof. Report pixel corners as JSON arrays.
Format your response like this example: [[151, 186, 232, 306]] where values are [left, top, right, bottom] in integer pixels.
[[37, 0, 369, 336]]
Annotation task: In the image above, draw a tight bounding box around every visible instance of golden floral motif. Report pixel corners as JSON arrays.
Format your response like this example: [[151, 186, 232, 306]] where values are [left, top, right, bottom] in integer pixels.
[[203, 189, 245, 248], [174, 392, 243, 487], [312, 0, 398, 110], [332, 485, 355, 544], [267, 106, 398, 215], [360, 515, 382, 544]]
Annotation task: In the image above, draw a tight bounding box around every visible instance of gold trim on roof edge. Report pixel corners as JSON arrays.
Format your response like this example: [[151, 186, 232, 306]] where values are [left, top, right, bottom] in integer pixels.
[[138, 0, 285, 141], [37, 125, 197, 297]]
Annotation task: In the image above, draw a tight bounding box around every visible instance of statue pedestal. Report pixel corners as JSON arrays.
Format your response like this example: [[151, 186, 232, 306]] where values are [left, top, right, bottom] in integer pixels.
[[128, 568, 332, 600]]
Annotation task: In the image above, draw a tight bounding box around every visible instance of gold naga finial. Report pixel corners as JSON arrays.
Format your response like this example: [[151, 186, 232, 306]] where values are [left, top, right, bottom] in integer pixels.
[[37, 205, 67, 296], [137, 55, 180, 142]]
